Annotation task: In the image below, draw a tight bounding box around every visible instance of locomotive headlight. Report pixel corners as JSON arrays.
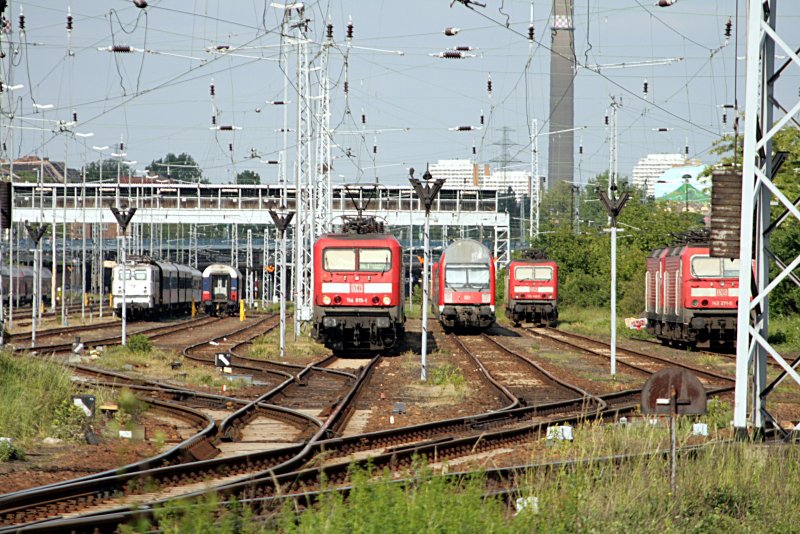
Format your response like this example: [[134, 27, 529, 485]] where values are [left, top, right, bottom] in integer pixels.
[[322, 295, 331, 305], [691, 299, 699, 307], [382, 296, 391, 305]]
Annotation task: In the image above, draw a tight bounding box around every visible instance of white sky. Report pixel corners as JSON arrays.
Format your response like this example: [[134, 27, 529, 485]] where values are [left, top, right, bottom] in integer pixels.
[[1, 1, 798, 185]]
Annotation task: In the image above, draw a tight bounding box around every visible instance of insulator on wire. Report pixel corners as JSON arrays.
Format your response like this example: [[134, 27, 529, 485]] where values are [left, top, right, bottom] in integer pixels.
[[219, 125, 237, 131], [472, 143, 476, 155], [724, 17, 732, 39], [228, 143, 233, 152], [344, 81, 349, 94], [480, 110, 484, 125], [111, 45, 133, 53], [604, 113, 609, 126], [215, 44, 230, 51], [579, 144, 583, 155], [265, 160, 279, 165], [453, 46, 476, 51], [444, 27, 460, 36], [373, 144, 377, 154], [643, 80, 648, 97], [722, 113, 727, 125], [450, 125, 479, 131], [18, 12, 25, 31], [346, 17, 353, 40], [685, 144, 689, 156], [66, 14, 73, 31], [487, 75, 492, 95], [327, 23, 333, 40], [432, 51, 470, 59], [211, 115, 217, 125], [72, 111, 77, 122], [361, 112, 366, 125], [2, 143, 6, 152], [210, 81, 215, 96], [528, 24, 534, 41]]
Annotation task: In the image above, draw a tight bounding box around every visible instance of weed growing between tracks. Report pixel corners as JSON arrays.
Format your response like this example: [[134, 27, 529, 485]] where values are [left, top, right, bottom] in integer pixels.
[[96, 344, 245, 391]]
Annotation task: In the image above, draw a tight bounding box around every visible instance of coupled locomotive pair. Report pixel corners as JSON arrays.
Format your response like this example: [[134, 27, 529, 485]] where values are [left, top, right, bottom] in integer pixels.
[[646, 243, 740, 348]]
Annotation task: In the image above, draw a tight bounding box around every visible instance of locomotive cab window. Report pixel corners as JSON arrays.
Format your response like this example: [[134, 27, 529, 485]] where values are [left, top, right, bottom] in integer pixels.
[[323, 248, 357, 271], [515, 266, 552, 281], [359, 248, 391, 272], [134, 270, 147, 281], [445, 265, 490, 290], [691, 256, 741, 278]]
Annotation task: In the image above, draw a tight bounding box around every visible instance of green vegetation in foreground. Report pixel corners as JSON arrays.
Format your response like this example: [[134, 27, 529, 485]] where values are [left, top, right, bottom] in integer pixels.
[[134, 443, 800, 533], [0, 351, 75, 444]]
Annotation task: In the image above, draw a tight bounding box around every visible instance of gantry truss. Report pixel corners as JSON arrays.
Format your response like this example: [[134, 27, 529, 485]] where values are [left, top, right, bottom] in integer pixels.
[[734, 0, 800, 438]]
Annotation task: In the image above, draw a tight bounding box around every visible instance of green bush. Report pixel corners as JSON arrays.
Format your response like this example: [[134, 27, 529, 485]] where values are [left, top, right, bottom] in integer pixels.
[[51, 400, 88, 442], [428, 364, 465, 390], [125, 334, 153, 354], [0, 440, 25, 462]]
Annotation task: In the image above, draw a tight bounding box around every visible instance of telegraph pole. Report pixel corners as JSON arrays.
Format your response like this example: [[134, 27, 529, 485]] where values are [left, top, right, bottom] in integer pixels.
[[25, 223, 48, 348], [597, 184, 629, 376], [269, 208, 295, 359], [110, 207, 136, 346], [410, 165, 445, 381]]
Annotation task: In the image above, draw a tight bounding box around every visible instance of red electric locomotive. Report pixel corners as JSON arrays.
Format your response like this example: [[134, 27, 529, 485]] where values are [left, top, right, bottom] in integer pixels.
[[645, 242, 740, 348], [312, 219, 405, 354], [505, 256, 558, 326], [431, 239, 495, 330]]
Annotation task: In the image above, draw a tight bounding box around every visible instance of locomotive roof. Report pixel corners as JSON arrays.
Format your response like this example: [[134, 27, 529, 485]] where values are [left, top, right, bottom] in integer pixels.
[[442, 239, 491, 263], [317, 232, 401, 243], [508, 258, 556, 265]]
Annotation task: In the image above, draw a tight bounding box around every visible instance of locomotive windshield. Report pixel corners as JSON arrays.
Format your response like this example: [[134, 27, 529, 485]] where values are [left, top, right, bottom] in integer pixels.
[[358, 248, 391, 272], [445, 265, 490, 290], [691, 256, 740, 278], [323, 248, 391, 272], [515, 266, 552, 281], [323, 249, 357, 271]]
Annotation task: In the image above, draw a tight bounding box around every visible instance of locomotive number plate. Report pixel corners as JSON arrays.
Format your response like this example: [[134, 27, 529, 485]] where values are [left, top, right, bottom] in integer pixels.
[[351, 284, 364, 293], [345, 297, 368, 304]]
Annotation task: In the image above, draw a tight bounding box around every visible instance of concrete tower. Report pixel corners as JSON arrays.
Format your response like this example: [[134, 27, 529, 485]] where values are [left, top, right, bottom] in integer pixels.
[[547, 0, 575, 186]]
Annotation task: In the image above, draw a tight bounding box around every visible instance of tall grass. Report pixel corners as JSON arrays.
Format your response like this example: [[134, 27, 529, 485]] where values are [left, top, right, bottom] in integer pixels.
[[0, 351, 74, 443], [138, 444, 800, 533]]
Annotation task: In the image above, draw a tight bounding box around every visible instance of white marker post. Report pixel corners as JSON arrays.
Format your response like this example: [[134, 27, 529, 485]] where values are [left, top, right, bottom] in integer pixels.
[[409, 166, 445, 381]]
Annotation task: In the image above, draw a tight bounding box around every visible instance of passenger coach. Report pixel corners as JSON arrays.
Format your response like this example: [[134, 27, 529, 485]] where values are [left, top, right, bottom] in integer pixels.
[[112, 258, 201, 319], [201, 264, 243, 316]]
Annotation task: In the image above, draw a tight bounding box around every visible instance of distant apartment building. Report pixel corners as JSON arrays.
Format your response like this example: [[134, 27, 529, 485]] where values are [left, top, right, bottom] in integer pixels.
[[631, 153, 697, 198], [428, 159, 490, 188], [483, 170, 534, 200]]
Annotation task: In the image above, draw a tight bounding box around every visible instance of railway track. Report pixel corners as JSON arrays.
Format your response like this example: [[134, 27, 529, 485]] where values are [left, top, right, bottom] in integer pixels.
[[0, 358, 366, 532], [15, 315, 220, 356], [450, 332, 603, 409], [522, 326, 735, 388]]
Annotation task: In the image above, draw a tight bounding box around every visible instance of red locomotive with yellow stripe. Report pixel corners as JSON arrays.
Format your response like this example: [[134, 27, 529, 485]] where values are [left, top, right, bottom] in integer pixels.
[[312, 231, 405, 354]]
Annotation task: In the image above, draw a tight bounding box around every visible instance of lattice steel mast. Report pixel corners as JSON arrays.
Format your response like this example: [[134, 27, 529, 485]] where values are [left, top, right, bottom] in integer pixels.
[[734, 0, 800, 438]]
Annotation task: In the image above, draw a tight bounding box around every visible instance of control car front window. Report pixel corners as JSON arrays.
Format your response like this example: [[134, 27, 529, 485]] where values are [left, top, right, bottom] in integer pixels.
[[323, 248, 356, 271], [445, 266, 490, 290]]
